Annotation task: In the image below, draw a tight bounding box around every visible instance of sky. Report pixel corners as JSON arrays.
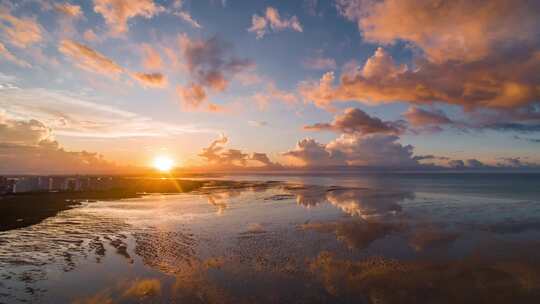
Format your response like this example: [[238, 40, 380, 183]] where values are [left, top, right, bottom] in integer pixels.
[[0, 0, 539, 173]]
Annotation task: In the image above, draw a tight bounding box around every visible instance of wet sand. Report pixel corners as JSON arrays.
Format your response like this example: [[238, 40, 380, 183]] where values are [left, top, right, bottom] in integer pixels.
[[1, 176, 540, 303], [0, 179, 276, 231]]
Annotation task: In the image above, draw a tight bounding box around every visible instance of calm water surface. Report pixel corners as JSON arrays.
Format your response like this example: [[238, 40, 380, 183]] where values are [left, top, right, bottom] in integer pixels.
[[1, 173, 540, 303]]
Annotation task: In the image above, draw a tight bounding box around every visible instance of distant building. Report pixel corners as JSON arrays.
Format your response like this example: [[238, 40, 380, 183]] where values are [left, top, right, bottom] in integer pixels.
[[13, 177, 41, 193]]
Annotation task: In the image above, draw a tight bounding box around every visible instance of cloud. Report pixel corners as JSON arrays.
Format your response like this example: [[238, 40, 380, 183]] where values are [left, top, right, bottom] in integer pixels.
[[284, 132, 418, 168], [131, 72, 167, 88], [305, 0, 540, 111], [252, 83, 298, 110], [0, 9, 43, 48], [0, 112, 52, 145], [140, 44, 162, 70], [83, 29, 100, 42], [0, 42, 31, 67], [0, 86, 211, 139], [339, 0, 540, 63], [304, 107, 403, 135], [54, 3, 83, 18], [327, 134, 418, 167], [59, 39, 123, 76], [283, 138, 346, 167], [180, 34, 253, 92], [300, 46, 540, 111], [60, 40, 168, 89], [176, 34, 253, 110], [303, 55, 337, 70], [174, 11, 201, 29], [248, 7, 303, 39], [404, 107, 453, 127], [176, 83, 207, 110], [198, 135, 277, 168], [93, 0, 164, 35], [0, 115, 119, 174], [172, 0, 202, 28]]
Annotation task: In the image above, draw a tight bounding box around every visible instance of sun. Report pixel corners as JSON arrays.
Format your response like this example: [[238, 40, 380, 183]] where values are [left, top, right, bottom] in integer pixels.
[[152, 156, 174, 172]]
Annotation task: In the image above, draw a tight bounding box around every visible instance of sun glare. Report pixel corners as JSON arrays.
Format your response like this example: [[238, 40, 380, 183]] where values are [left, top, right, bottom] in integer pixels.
[[153, 156, 174, 172]]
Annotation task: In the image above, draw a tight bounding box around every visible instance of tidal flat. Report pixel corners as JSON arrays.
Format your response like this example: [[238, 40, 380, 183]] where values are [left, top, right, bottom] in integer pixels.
[[1, 174, 540, 303]]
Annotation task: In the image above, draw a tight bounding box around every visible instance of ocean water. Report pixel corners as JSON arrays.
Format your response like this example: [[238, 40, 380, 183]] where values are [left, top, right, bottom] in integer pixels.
[[1, 173, 540, 303]]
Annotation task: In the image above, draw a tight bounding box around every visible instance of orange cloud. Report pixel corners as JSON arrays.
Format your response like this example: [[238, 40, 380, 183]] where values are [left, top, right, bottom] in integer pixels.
[[0, 116, 119, 174], [55, 3, 83, 18], [140, 44, 162, 70], [248, 7, 303, 39], [0, 42, 31, 67], [176, 83, 207, 110], [59, 39, 123, 76], [300, 47, 540, 110], [312, 1, 540, 111], [93, 0, 164, 35], [0, 9, 43, 48], [131, 72, 168, 88], [83, 29, 100, 42], [348, 0, 539, 63]]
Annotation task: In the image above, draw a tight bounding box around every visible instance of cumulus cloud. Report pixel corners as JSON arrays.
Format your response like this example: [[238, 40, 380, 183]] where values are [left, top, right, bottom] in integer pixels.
[[304, 107, 403, 135], [339, 0, 539, 63], [305, 1, 540, 112], [327, 134, 417, 167], [300, 46, 540, 111], [0, 42, 31, 67], [283, 138, 346, 167], [284, 133, 418, 168], [0, 115, 118, 174], [59, 39, 123, 76], [0, 113, 52, 145], [248, 7, 303, 39], [198, 135, 276, 168], [131, 72, 168, 88], [93, 0, 164, 35], [0, 9, 43, 48], [176, 34, 253, 110]]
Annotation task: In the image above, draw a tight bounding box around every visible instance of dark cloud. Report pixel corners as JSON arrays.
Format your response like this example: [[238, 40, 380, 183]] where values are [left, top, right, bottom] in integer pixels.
[[304, 107, 403, 135], [177, 34, 253, 110], [404, 107, 452, 127]]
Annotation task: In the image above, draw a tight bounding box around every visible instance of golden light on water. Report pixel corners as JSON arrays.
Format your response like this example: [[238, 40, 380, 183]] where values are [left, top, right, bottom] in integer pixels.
[[152, 156, 174, 172]]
